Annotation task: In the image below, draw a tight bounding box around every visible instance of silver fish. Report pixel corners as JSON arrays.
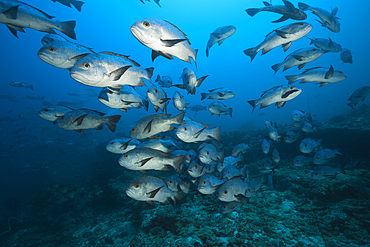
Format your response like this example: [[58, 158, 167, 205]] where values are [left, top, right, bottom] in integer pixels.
[[246, 0, 306, 23], [147, 84, 170, 112], [38, 105, 73, 121], [298, 3, 340, 33], [284, 130, 300, 143], [293, 155, 312, 167], [98, 87, 148, 112], [155, 74, 172, 88], [187, 159, 206, 178], [207, 101, 233, 117], [231, 143, 250, 157], [0, 0, 76, 39], [261, 138, 273, 154], [307, 37, 342, 53], [206, 25, 236, 57], [130, 113, 185, 140], [137, 139, 179, 153], [244, 22, 312, 61], [301, 121, 316, 133], [118, 147, 185, 173], [271, 47, 324, 73], [198, 174, 225, 195], [174, 68, 208, 95], [291, 109, 311, 122], [55, 109, 121, 134], [165, 176, 182, 192], [198, 142, 224, 164], [9, 81, 33, 90], [313, 149, 342, 165], [218, 177, 249, 203], [299, 138, 322, 154], [220, 201, 243, 214], [201, 87, 235, 101], [106, 137, 141, 154], [172, 90, 189, 111], [221, 165, 248, 180], [347, 86, 370, 110], [340, 49, 352, 64], [51, 0, 84, 12], [176, 120, 221, 143], [248, 85, 302, 112], [285, 65, 346, 87], [130, 18, 197, 64], [311, 166, 345, 180]]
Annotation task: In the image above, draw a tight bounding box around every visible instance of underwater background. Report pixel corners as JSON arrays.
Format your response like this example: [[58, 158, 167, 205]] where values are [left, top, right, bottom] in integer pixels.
[[1, 0, 370, 246]]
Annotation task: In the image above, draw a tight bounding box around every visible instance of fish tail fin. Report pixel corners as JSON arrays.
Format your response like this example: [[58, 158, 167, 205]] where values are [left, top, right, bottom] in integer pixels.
[[196, 75, 209, 87], [71, 0, 84, 12], [170, 112, 185, 125], [171, 156, 186, 174], [285, 75, 297, 85], [212, 127, 221, 142], [29, 85, 34, 90], [206, 46, 210, 58], [104, 115, 122, 132], [141, 97, 149, 111], [229, 108, 233, 118], [247, 100, 257, 112], [298, 2, 310, 11], [271, 63, 281, 74], [58, 21, 77, 40], [243, 47, 257, 61], [146, 67, 154, 79], [347, 103, 355, 110], [245, 8, 260, 17], [200, 93, 208, 101]]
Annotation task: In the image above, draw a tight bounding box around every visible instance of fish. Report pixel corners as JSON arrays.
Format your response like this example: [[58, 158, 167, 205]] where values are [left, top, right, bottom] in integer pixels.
[[207, 101, 233, 117], [221, 165, 248, 180], [198, 174, 225, 195], [138, 139, 179, 153], [98, 87, 148, 112], [55, 109, 121, 134], [266, 123, 283, 142], [311, 166, 345, 180], [243, 22, 312, 61], [41, 33, 68, 45], [231, 143, 250, 157], [285, 65, 346, 87], [293, 155, 312, 167], [130, 18, 197, 64], [301, 121, 316, 133], [26, 95, 44, 100], [307, 37, 342, 53], [298, 3, 340, 33], [187, 159, 206, 178], [291, 109, 311, 122], [299, 138, 322, 154], [139, 0, 161, 8], [126, 176, 182, 207], [165, 176, 182, 192], [189, 105, 207, 112], [261, 138, 273, 154], [0, 0, 76, 39], [176, 119, 221, 143], [313, 149, 342, 165], [38, 105, 73, 121], [248, 85, 302, 112], [201, 87, 235, 101], [51, 0, 84, 12], [9, 81, 33, 90], [198, 142, 224, 164], [264, 157, 273, 170], [172, 91, 189, 112], [147, 84, 170, 112], [271, 47, 324, 73], [106, 138, 141, 154], [220, 201, 243, 214], [155, 74, 172, 88], [130, 113, 185, 140], [218, 177, 249, 203], [174, 68, 208, 95], [70, 52, 153, 92], [206, 25, 236, 57], [179, 176, 196, 194], [38, 39, 93, 70], [347, 86, 370, 110], [119, 147, 185, 174], [272, 148, 280, 163], [284, 130, 300, 143], [246, 0, 307, 23], [243, 177, 265, 198], [340, 49, 353, 64], [185, 149, 197, 164]]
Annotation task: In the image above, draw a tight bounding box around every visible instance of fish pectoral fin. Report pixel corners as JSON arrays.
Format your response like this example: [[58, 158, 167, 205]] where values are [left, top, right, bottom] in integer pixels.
[[160, 38, 187, 47], [109, 66, 132, 81], [143, 119, 153, 133], [325, 65, 334, 79], [75, 129, 85, 135], [120, 139, 131, 150], [276, 101, 286, 108], [93, 124, 104, 130], [146, 186, 164, 198], [152, 50, 173, 61], [274, 30, 289, 39], [69, 53, 91, 64], [292, 55, 304, 61], [3, 5, 18, 20], [211, 32, 223, 39], [282, 42, 292, 52], [73, 114, 88, 126], [314, 19, 323, 25], [138, 157, 154, 167], [298, 63, 306, 70], [271, 15, 290, 23], [139, 170, 148, 174], [159, 98, 171, 104], [107, 87, 121, 95], [217, 39, 224, 46]]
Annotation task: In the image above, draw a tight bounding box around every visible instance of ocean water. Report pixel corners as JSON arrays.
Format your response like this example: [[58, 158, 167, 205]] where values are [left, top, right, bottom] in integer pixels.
[[0, 0, 370, 246]]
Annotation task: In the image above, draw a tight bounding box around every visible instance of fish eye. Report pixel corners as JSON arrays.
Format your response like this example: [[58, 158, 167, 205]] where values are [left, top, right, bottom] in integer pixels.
[[109, 143, 113, 145], [143, 21, 150, 27], [290, 87, 294, 89], [203, 181, 206, 184], [134, 183, 139, 188], [83, 63, 90, 69], [184, 127, 187, 131], [169, 181, 172, 183], [60, 116, 64, 120], [132, 128, 135, 131], [206, 151, 209, 155], [224, 191, 228, 194], [48, 47, 55, 52], [124, 154, 129, 158], [154, 89, 158, 93], [44, 109, 49, 112]]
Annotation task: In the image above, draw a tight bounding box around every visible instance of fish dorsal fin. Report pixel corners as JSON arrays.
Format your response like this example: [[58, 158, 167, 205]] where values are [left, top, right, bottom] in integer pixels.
[[262, 1, 271, 6], [283, 0, 295, 10], [100, 52, 140, 67], [211, 32, 223, 39], [3, 6, 18, 20], [79, 108, 105, 116], [302, 67, 324, 74], [18, 1, 55, 19], [265, 30, 275, 38], [261, 85, 282, 97], [208, 87, 222, 92], [324, 65, 334, 79], [328, 38, 334, 48], [163, 20, 191, 44], [73, 114, 88, 126]]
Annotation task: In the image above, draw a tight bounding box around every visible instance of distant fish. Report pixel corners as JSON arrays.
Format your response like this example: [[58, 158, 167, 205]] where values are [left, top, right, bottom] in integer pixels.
[[172, 91, 189, 112], [206, 25, 236, 57], [299, 138, 322, 154], [340, 49, 353, 64], [291, 109, 311, 122], [272, 148, 280, 163], [190, 105, 207, 112], [313, 148, 342, 165], [293, 155, 312, 167], [284, 130, 300, 143], [106, 137, 141, 154], [130, 18, 197, 64], [198, 174, 225, 195], [307, 37, 342, 53], [51, 0, 84, 12], [246, 0, 307, 23], [176, 120, 221, 143], [244, 22, 312, 61], [298, 2, 340, 33], [139, 0, 161, 8], [0, 0, 76, 39], [261, 138, 273, 154], [347, 86, 370, 110], [220, 201, 243, 214], [174, 68, 208, 95], [147, 84, 170, 112], [285, 65, 346, 87], [26, 95, 44, 100], [98, 87, 148, 112], [311, 166, 345, 180], [231, 143, 250, 157], [201, 87, 235, 101], [155, 74, 173, 88], [9, 81, 33, 90], [247, 85, 302, 112], [38, 105, 73, 121], [207, 101, 233, 117]]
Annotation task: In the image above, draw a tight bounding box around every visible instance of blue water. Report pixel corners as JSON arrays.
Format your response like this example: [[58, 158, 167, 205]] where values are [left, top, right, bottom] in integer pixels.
[[0, 0, 369, 246]]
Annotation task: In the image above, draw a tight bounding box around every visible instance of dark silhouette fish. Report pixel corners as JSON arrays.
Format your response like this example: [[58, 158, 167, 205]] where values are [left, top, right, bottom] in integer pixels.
[[246, 0, 307, 23], [51, 0, 84, 12], [340, 49, 353, 64]]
